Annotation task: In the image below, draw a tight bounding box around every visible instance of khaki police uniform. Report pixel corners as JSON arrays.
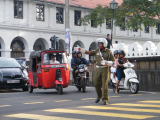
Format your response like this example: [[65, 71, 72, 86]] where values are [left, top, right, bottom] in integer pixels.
[[90, 48, 115, 103]]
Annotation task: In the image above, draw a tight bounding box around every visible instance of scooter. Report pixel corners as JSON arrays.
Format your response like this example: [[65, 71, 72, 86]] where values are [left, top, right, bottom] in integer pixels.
[[109, 62, 139, 94]]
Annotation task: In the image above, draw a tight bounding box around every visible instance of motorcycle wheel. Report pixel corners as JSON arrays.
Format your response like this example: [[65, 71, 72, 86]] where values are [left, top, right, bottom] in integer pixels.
[[58, 85, 63, 95], [82, 79, 86, 93], [28, 85, 33, 93], [78, 87, 81, 91], [130, 82, 139, 94]]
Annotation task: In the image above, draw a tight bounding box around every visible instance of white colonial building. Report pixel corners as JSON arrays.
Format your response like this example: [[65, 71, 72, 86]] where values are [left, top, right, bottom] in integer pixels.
[[0, 0, 160, 59]]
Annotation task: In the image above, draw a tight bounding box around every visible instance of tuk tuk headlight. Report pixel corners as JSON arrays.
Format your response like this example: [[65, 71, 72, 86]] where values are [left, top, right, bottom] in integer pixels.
[[58, 78, 63, 82]]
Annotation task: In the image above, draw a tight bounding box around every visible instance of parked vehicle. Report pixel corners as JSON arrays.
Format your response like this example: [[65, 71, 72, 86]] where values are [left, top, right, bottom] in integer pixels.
[[109, 62, 139, 94], [73, 63, 89, 93], [27, 49, 70, 95], [0, 57, 28, 91], [15, 57, 30, 71]]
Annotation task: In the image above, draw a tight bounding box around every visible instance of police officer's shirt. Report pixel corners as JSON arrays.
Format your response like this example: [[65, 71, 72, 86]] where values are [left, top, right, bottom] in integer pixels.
[[90, 48, 115, 66]]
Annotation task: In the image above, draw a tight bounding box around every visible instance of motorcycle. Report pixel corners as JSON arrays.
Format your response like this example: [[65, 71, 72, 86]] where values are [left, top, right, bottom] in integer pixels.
[[109, 62, 139, 94], [73, 64, 89, 93]]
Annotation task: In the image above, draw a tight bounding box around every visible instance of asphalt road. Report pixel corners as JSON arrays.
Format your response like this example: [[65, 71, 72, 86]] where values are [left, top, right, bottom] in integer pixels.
[[0, 86, 160, 120]]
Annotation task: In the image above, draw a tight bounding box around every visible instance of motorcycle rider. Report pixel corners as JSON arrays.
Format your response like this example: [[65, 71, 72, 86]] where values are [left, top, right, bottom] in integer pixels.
[[111, 50, 119, 82], [115, 50, 129, 94], [71, 51, 77, 83], [73, 51, 91, 84], [74, 38, 115, 105]]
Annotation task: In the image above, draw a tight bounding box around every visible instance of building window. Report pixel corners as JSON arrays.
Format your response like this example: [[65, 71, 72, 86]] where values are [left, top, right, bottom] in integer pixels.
[[145, 25, 149, 33], [74, 10, 81, 26], [14, 1, 23, 19], [120, 18, 125, 31], [133, 22, 138, 32], [56, 7, 63, 24], [106, 18, 111, 29], [156, 23, 160, 34], [36, 4, 44, 21], [91, 20, 97, 28]]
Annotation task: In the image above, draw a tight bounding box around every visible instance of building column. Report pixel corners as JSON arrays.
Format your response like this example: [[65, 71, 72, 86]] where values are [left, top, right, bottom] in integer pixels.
[[0, 49, 11, 57]]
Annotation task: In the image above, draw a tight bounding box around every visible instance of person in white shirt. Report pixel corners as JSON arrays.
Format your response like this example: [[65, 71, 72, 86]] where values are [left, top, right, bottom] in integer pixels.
[[50, 55, 60, 64], [111, 50, 119, 82]]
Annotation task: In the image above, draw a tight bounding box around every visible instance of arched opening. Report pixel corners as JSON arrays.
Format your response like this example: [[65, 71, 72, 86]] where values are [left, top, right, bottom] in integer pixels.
[[33, 38, 49, 51], [59, 39, 65, 50], [72, 40, 85, 58], [10, 37, 26, 58], [89, 42, 97, 60]]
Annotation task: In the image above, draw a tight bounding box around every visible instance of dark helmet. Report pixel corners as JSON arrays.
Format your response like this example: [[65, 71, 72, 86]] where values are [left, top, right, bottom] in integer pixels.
[[119, 50, 126, 57], [77, 51, 82, 57], [113, 50, 119, 56], [72, 51, 76, 54]]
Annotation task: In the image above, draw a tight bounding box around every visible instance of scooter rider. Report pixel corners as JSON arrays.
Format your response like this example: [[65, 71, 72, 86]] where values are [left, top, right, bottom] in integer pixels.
[[111, 50, 119, 82], [73, 51, 91, 84], [115, 50, 129, 94], [71, 51, 77, 83], [74, 38, 115, 105]]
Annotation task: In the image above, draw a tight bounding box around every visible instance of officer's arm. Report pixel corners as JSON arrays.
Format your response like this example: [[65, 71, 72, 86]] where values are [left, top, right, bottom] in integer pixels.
[[85, 50, 91, 55], [85, 50, 96, 56]]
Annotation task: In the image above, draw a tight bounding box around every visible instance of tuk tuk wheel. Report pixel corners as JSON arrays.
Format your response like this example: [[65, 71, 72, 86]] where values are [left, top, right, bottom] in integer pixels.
[[58, 85, 63, 95], [28, 85, 33, 93]]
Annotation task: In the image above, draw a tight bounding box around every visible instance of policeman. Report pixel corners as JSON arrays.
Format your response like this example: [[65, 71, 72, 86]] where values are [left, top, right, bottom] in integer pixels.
[[74, 38, 115, 105]]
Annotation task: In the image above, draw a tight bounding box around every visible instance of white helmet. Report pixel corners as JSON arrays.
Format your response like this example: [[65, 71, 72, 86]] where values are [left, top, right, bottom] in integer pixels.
[[96, 38, 108, 47]]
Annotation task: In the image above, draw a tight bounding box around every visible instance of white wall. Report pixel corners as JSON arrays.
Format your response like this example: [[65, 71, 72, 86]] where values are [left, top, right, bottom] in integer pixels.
[[0, 0, 160, 60]]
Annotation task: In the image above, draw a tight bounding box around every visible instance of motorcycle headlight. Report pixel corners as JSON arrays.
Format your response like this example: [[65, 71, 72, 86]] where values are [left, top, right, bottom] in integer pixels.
[[79, 69, 84, 72]]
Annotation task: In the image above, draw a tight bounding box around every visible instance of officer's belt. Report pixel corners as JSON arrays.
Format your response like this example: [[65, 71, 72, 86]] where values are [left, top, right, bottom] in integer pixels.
[[96, 65, 108, 68]]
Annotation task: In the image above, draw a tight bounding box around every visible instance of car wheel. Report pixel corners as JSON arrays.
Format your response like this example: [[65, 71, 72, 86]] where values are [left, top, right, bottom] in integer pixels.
[[22, 87, 28, 91]]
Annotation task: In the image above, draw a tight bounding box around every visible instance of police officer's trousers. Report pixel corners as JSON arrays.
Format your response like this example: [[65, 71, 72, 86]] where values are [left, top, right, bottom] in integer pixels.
[[93, 67, 109, 102]]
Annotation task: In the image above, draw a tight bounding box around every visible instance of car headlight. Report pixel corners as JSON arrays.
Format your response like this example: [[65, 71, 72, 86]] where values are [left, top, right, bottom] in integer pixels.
[[79, 69, 84, 72]]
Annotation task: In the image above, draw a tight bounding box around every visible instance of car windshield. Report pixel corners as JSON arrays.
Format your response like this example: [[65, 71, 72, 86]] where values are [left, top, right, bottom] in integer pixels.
[[0, 58, 21, 68], [43, 52, 67, 65], [16, 60, 26, 66]]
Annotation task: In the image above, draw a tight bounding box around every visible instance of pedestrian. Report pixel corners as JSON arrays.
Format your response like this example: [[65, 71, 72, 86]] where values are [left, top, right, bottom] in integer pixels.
[[74, 38, 115, 105], [106, 34, 113, 49], [115, 41, 118, 44]]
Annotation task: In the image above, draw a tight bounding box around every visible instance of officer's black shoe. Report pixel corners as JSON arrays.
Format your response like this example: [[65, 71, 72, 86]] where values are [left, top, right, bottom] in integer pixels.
[[103, 102, 108, 105], [95, 98, 100, 103]]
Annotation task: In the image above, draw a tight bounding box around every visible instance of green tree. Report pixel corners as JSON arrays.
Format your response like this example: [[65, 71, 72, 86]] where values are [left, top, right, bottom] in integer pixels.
[[81, 0, 160, 31]]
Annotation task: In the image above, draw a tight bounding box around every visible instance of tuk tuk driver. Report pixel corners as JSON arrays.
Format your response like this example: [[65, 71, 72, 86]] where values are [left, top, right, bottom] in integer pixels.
[[74, 38, 115, 105], [50, 55, 60, 64]]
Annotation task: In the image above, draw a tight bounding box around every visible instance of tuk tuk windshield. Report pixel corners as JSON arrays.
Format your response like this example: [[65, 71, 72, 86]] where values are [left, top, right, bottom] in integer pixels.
[[42, 52, 67, 65]]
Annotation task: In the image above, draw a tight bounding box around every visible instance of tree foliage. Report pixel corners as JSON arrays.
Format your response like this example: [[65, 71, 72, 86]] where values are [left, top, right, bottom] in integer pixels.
[[81, 0, 160, 31]]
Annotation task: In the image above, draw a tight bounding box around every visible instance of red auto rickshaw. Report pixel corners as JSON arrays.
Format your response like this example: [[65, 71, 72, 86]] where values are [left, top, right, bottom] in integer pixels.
[[27, 49, 70, 95]]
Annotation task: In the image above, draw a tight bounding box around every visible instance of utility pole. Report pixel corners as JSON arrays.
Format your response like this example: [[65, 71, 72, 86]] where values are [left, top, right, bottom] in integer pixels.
[[65, 0, 71, 55]]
